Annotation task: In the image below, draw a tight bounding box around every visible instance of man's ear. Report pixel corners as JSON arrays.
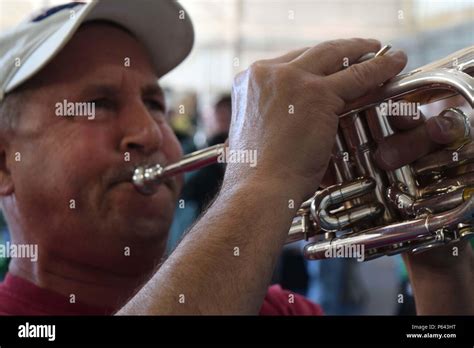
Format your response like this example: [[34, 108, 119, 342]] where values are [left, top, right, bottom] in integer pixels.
[[0, 145, 14, 196]]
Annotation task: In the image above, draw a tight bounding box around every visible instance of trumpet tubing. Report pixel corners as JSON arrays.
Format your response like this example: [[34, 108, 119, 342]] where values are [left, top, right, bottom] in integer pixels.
[[299, 45, 474, 260]]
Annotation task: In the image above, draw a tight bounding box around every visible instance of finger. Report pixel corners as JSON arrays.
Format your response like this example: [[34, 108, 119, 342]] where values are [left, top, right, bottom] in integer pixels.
[[425, 112, 466, 144], [329, 50, 407, 102], [386, 106, 425, 130], [261, 47, 310, 64], [320, 161, 337, 188], [291, 38, 381, 75], [373, 113, 466, 170], [374, 124, 437, 171]]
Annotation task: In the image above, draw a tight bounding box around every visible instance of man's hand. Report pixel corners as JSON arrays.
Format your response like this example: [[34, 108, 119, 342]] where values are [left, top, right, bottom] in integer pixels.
[[224, 38, 407, 203], [372, 100, 474, 314]]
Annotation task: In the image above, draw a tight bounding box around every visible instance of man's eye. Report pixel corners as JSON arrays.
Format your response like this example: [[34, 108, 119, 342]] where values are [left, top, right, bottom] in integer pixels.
[[144, 99, 165, 112], [91, 98, 115, 109]]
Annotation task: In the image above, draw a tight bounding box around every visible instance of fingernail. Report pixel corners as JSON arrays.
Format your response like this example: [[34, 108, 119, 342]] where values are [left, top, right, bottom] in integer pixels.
[[388, 50, 406, 60]]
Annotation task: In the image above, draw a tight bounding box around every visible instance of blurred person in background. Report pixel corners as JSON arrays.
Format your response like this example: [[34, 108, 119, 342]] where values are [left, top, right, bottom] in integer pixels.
[[167, 94, 231, 252], [183, 94, 231, 214], [167, 90, 198, 155]]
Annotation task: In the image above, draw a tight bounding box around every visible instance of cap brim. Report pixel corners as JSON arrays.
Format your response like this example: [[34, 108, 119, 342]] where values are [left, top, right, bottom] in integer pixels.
[[86, 0, 194, 77], [6, 0, 194, 94]]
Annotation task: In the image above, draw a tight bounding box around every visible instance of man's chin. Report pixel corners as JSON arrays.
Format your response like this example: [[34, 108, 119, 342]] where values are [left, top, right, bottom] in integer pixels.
[[106, 182, 176, 238], [110, 180, 175, 207], [111, 213, 172, 241]]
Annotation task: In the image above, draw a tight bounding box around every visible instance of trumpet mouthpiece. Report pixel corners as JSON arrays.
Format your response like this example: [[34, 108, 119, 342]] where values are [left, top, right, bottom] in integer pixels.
[[132, 165, 164, 195]]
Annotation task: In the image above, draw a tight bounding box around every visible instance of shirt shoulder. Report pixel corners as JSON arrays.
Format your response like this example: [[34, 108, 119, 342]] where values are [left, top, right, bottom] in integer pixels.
[[0, 276, 35, 315], [259, 284, 324, 316], [0, 273, 113, 315]]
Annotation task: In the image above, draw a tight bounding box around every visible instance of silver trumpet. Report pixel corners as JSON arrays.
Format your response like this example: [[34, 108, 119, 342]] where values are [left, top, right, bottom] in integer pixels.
[[133, 45, 474, 261]]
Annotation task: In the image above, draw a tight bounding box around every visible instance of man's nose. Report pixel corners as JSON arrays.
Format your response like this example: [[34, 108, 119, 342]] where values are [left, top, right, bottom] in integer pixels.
[[119, 101, 164, 155]]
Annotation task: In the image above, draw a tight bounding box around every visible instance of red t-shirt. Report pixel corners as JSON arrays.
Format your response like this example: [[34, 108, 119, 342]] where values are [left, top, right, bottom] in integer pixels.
[[0, 273, 323, 315]]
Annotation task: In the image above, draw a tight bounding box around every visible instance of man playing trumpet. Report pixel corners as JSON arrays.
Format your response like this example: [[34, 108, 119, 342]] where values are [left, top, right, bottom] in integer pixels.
[[0, 0, 472, 315]]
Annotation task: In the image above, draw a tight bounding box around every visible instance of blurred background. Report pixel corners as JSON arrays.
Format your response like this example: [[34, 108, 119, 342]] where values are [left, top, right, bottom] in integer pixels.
[[0, 0, 473, 315]]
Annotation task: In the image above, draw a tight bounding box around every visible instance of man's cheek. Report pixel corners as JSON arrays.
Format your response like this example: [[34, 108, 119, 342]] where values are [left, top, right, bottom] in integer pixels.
[[13, 169, 73, 228], [37, 154, 94, 209]]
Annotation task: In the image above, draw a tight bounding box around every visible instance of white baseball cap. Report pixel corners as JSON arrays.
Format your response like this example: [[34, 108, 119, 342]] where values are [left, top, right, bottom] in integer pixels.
[[0, 0, 194, 102]]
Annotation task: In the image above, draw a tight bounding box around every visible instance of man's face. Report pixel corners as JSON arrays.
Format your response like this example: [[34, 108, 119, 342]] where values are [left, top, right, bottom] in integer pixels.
[[3, 23, 183, 273]]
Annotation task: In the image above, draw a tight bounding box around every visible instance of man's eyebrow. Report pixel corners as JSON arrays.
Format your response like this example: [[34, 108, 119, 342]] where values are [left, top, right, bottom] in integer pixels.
[[78, 84, 121, 98], [77, 83, 164, 99]]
